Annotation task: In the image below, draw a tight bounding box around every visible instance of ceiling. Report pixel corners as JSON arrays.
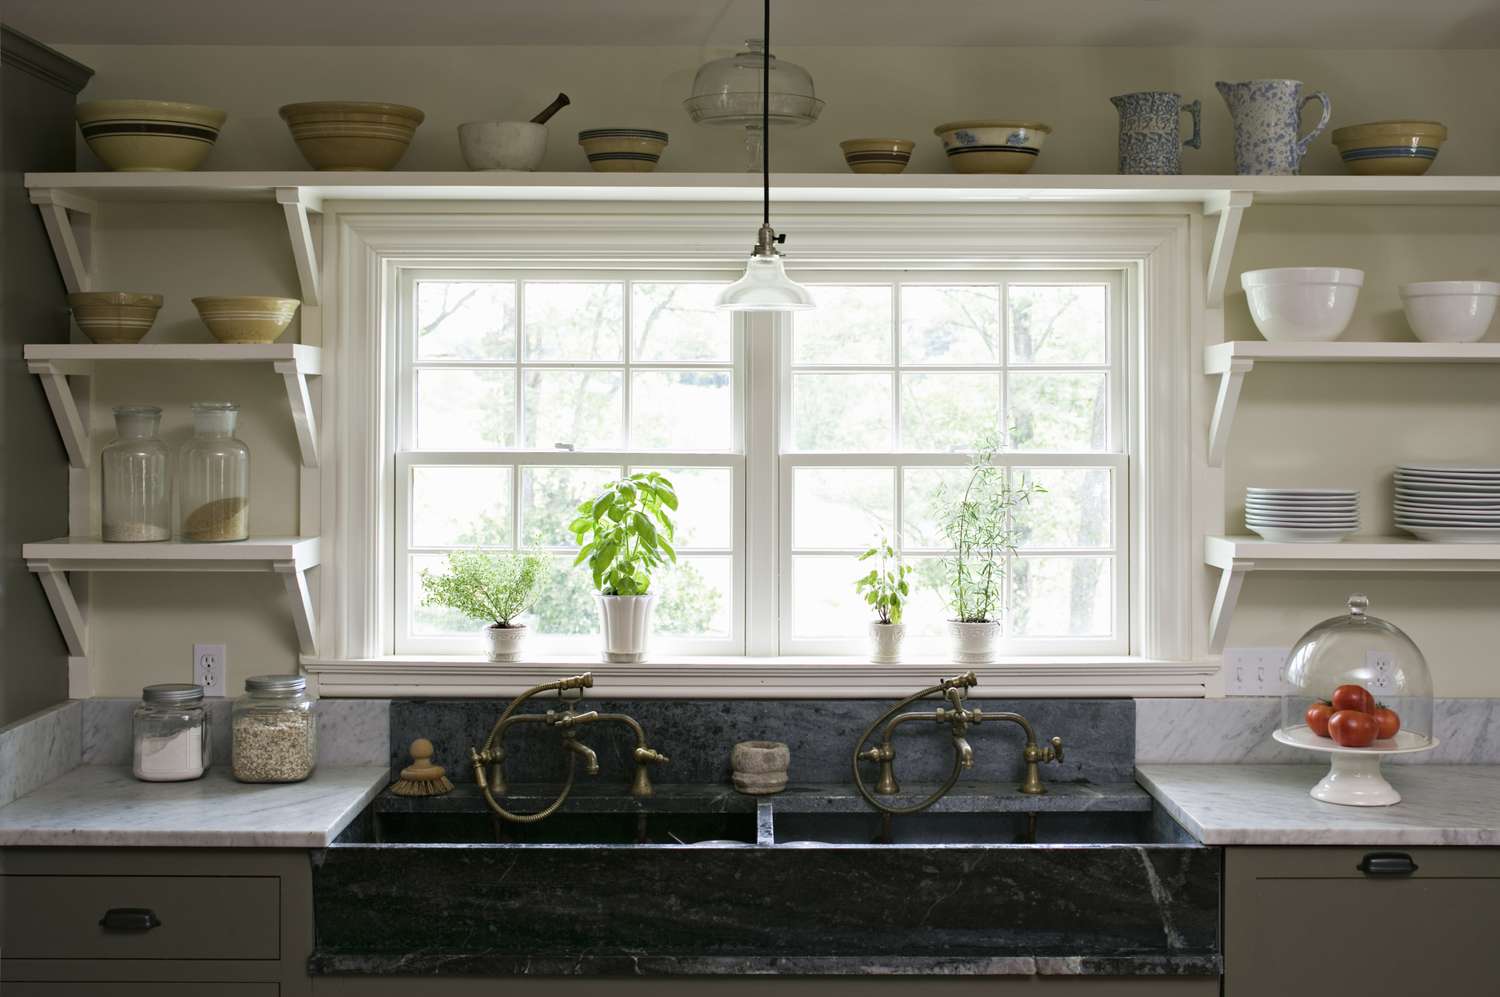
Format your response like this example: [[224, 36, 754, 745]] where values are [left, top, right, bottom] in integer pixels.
[[6, 0, 1500, 49]]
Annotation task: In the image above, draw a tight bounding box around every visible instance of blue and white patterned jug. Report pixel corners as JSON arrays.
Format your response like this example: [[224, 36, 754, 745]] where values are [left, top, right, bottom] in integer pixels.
[[1110, 91, 1202, 175], [1215, 79, 1331, 175]]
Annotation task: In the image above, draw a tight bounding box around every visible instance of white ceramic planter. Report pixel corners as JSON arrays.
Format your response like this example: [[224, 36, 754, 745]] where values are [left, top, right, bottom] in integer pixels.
[[948, 620, 1001, 664], [869, 621, 906, 663], [595, 593, 657, 663], [484, 623, 528, 662]]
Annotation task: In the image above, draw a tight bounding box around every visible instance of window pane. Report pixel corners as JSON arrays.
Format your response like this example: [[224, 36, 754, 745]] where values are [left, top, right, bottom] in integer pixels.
[[791, 373, 893, 451], [905, 556, 952, 637], [411, 466, 513, 547], [416, 369, 515, 449], [1013, 468, 1111, 548], [530, 554, 601, 637], [1011, 556, 1112, 636], [793, 285, 893, 365], [629, 466, 733, 549], [1008, 371, 1107, 451], [412, 553, 481, 635], [791, 556, 868, 638], [523, 281, 624, 361], [900, 285, 1000, 365], [901, 466, 971, 550], [416, 281, 516, 361], [631, 370, 732, 450], [1008, 284, 1108, 365], [520, 465, 621, 547], [899, 372, 1001, 451], [793, 467, 895, 549], [631, 283, 731, 361], [654, 556, 731, 637], [522, 369, 624, 449]]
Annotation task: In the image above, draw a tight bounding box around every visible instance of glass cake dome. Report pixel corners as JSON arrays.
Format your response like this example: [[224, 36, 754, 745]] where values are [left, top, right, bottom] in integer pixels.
[[684, 40, 824, 169]]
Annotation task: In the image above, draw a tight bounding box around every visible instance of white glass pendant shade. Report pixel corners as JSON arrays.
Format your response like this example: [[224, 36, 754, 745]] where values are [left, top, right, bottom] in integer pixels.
[[717, 253, 814, 312]]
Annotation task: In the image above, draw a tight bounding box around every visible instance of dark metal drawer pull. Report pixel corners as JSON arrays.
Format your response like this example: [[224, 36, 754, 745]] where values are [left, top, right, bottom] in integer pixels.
[[99, 907, 162, 931], [1358, 852, 1418, 876]]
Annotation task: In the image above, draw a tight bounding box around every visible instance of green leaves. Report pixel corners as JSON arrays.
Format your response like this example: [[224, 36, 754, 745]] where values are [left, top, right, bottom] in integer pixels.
[[567, 470, 680, 596], [938, 435, 1043, 623], [419, 550, 551, 627], [853, 536, 912, 625]]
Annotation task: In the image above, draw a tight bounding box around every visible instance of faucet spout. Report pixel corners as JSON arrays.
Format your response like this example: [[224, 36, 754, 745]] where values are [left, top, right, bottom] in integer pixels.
[[563, 736, 599, 775], [953, 735, 974, 769]]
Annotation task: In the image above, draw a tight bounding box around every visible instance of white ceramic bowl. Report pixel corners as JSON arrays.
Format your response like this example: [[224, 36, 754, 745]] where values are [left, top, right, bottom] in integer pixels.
[[458, 121, 547, 171], [1399, 280, 1500, 343], [1241, 267, 1364, 342]]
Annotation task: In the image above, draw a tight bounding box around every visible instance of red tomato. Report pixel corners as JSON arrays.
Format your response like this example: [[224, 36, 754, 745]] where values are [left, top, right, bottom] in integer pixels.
[[1305, 701, 1334, 738], [1328, 709, 1378, 748], [1331, 684, 1375, 714], [1373, 705, 1400, 740]]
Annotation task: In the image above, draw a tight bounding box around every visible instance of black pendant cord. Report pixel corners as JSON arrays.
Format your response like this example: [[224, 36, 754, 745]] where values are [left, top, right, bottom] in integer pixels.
[[762, 0, 770, 228]]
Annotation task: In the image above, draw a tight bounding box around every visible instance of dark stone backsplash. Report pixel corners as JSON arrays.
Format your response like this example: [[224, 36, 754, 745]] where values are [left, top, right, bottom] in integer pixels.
[[391, 697, 1134, 787]]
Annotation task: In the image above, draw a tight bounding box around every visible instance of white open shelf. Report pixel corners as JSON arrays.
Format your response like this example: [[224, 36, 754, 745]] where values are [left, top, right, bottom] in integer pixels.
[[1204, 535, 1500, 653], [23, 343, 322, 469], [23, 537, 321, 659], [1205, 341, 1500, 467]]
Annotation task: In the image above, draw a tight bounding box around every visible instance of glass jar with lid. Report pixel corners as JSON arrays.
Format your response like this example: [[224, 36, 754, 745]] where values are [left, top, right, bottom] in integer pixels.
[[132, 683, 210, 782], [102, 405, 171, 542], [231, 674, 317, 783], [177, 401, 249, 542], [683, 39, 824, 169], [1276, 593, 1436, 805]]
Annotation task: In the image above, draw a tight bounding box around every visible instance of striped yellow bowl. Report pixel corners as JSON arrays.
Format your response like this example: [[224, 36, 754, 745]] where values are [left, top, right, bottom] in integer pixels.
[[192, 296, 300, 344], [68, 292, 164, 344]]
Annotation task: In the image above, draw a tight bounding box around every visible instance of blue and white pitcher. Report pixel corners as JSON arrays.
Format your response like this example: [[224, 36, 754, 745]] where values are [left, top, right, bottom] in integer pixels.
[[1111, 91, 1202, 175], [1216, 79, 1331, 175]]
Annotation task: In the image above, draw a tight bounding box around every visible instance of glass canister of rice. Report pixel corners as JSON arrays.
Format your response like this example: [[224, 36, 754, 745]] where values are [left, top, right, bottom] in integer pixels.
[[177, 401, 249, 542], [232, 674, 317, 783]]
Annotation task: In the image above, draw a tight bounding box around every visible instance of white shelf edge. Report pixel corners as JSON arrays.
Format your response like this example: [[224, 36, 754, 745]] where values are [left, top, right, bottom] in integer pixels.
[[23, 535, 320, 563]]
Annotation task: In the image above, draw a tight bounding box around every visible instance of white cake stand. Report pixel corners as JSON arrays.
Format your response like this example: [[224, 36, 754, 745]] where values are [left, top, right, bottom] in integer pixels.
[[1273, 726, 1437, 807]]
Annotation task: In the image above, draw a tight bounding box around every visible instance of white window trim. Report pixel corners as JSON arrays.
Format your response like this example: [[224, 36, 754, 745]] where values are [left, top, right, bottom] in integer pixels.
[[306, 200, 1212, 698]]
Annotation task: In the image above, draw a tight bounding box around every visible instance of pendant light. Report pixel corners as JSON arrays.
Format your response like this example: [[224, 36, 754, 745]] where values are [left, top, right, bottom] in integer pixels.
[[716, 0, 815, 312]]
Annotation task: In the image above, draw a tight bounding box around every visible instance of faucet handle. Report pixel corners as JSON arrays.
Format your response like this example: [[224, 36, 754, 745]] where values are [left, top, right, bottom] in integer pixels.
[[940, 671, 979, 691], [558, 672, 593, 691], [1047, 736, 1064, 763], [635, 746, 669, 766]]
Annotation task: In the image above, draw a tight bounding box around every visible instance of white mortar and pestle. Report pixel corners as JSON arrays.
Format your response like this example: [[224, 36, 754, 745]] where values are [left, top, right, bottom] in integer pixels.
[[458, 92, 569, 171]]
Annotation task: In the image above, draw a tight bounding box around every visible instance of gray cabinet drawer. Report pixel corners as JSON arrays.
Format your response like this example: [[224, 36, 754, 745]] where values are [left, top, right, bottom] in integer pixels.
[[6, 986, 277, 997], [1, 874, 280, 960]]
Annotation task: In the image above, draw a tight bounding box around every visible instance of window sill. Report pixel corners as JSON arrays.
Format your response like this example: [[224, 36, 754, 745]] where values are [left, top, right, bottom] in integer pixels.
[[301, 654, 1218, 699]]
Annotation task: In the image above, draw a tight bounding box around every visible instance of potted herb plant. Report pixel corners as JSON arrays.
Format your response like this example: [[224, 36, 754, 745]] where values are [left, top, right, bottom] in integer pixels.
[[420, 550, 550, 662], [569, 470, 677, 662], [940, 439, 1041, 664], [855, 536, 911, 663]]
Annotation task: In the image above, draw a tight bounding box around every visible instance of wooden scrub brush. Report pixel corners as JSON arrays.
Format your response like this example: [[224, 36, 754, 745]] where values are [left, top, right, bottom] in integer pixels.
[[389, 737, 454, 797]]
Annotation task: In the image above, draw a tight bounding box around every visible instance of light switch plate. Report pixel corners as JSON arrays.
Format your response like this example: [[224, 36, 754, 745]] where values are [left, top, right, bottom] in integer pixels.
[[193, 643, 227, 698], [1224, 647, 1289, 696]]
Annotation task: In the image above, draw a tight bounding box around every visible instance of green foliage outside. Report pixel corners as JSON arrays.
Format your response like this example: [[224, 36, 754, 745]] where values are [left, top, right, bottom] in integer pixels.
[[569, 471, 679, 596], [419, 550, 550, 628]]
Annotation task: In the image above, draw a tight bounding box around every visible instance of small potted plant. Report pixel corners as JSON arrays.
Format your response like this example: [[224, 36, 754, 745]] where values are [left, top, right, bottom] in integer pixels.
[[420, 550, 549, 662], [941, 438, 1040, 664], [856, 536, 911, 663], [569, 470, 677, 662]]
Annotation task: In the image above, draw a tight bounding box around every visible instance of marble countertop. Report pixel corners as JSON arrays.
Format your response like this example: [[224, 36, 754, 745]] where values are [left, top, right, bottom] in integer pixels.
[[1136, 764, 1500, 846], [0, 765, 388, 847]]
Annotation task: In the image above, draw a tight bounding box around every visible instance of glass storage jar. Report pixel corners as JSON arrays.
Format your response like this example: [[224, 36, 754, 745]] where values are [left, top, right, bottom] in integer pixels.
[[177, 401, 249, 542], [132, 683, 210, 782], [102, 405, 171, 542], [231, 674, 316, 783], [683, 39, 823, 169]]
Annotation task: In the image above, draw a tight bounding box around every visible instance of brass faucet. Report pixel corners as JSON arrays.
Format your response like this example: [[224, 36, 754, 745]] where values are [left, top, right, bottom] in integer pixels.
[[469, 672, 670, 823], [852, 671, 1064, 815]]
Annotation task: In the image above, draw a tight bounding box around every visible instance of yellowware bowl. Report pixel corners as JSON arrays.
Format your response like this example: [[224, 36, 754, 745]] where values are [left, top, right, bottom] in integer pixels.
[[933, 120, 1051, 174], [75, 100, 226, 171], [192, 296, 301, 344], [839, 138, 915, 174], [279, 101, 425, 171], [1330, 120, 1447, 176], [67, 292, 164, 344], [577, 128, 669, 172]]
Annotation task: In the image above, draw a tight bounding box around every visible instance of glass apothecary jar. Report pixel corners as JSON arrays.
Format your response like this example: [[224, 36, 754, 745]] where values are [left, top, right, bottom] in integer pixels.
[[177, 401, 249, 542], [683, 39, 824, 169], [102, 405, 171, 542], [133, 683, 210, 782], [232, 674, 316, 783]]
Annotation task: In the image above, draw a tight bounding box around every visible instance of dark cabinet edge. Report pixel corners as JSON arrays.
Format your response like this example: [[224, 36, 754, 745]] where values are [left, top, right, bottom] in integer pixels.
[[0, 25, 93, 93]]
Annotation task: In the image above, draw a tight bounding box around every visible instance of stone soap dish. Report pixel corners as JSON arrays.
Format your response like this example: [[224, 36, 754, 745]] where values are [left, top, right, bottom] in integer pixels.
[[732, 740, 789, 795]]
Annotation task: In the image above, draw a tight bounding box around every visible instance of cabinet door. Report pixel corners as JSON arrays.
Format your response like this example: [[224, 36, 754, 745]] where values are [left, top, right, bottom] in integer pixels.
[[5, 986, 277, 997], [1225, 846, 1500, 996]]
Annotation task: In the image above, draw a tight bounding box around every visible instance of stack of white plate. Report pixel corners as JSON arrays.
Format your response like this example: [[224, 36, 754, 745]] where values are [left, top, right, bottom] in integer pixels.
[[1395, 465, 1500, 542], [1245, 488, 1359, 543]]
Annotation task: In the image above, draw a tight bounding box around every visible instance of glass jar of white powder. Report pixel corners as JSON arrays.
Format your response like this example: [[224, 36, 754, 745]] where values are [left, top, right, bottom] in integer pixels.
[[232, 674, 317, 783], [132, 683, 210, 782]]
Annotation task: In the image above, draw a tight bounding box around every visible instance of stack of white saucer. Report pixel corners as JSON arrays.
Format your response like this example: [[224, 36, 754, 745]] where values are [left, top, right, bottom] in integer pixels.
[[1245, 488, 1359, 543], [1395, 465, 1500, 543]]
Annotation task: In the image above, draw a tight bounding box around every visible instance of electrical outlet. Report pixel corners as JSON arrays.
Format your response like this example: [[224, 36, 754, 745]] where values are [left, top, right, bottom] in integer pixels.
[[1224, 647, 1289, 696], [1366, 649, 1396, 697], [193, 643, 227, 697]]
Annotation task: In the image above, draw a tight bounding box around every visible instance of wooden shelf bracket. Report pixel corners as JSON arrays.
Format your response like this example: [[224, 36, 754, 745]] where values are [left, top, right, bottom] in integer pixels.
[[275, 187, 322, 306], [1207, 355, 1255, 468], [1207, 556, 1252, 654], [26, 358, 89, 469], [29, 188, 95, 295], [1205, 190, 1252, 309], [274, 355, 320, 468]]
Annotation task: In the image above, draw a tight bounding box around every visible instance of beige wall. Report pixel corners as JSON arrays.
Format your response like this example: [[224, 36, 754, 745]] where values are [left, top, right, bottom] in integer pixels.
[[55, 43, 1500, 696]]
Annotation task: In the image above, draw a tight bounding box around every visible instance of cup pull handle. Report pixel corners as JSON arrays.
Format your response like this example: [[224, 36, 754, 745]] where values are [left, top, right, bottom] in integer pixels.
[[1296, 90, 1332, 160], [1182, 99, 1202, 150], [99, 907, 162, 931], [1357, 852, 1418, 876]]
